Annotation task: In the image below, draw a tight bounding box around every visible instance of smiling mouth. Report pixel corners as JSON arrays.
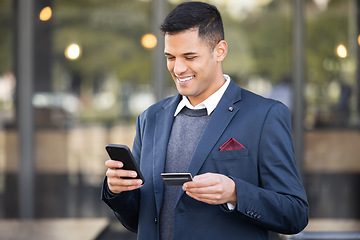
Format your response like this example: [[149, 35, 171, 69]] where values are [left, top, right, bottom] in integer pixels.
[[176, 75, 194, 82]]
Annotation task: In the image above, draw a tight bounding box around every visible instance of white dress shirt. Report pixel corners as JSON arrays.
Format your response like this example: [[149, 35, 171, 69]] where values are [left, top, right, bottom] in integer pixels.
[[174, 74, 231, 116]]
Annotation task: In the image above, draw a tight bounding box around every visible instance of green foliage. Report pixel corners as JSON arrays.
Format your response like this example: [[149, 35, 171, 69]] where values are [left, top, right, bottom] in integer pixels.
[[53, 0, 152, 84], [0, 0, 353, 86], [0, 0, 356, 124], [305, 2, 348, 85], [223, 1, 292, 83]]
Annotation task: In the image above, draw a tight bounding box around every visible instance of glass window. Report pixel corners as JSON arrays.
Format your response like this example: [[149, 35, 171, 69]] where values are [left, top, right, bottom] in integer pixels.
[[303, 0, 360, 221], [1, 0, 359, 234]]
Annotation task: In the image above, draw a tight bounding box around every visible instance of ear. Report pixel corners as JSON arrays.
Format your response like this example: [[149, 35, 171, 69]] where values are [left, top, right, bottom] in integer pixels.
[[214, 40, 228, 62]]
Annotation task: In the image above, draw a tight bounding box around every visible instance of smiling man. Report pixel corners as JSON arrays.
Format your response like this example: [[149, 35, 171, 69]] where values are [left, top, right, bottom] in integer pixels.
[[164, 28, 227, 106], [102, 2, 309, 240]]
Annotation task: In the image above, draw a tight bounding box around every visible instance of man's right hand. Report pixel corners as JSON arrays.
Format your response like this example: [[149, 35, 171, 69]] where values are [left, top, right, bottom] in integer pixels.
[[105, 160, 143, 194]]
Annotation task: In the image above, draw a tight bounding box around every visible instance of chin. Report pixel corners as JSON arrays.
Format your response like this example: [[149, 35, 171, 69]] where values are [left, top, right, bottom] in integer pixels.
[[176, 88, 190, 97]]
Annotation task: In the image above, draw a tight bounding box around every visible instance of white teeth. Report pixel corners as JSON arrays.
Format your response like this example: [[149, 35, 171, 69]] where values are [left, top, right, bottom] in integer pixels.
[[177, 76, 193, 82]]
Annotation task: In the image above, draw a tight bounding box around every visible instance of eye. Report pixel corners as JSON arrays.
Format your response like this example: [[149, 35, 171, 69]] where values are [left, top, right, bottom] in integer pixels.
[[185, 56, 197, 60], [166, 56, 175, 61]]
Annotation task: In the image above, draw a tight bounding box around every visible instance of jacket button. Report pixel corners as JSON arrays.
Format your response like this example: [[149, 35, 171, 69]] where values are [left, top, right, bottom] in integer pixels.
[[246, 210, 254, 216], [228, 107, 234, 112], [154, 217, 158, 224]]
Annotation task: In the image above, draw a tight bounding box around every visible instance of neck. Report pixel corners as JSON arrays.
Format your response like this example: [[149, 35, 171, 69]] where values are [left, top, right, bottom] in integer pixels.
[[188, 74, 226, 106]]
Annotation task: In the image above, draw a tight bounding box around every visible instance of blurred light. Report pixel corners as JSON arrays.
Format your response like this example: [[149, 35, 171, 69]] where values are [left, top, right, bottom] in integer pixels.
[[313, 0, 330, 11], [358, 35, 360, 46], [129, 91, 156, 116], [65, 43, 81, 60], [39, 6, 52, 21], [32, 92, 79, 113], [336, 44, 347, 58], [141, 34, 157, 49], [328, 81, 340, 103], [93, 92, 116, 110], [246, 76, 271, 96]]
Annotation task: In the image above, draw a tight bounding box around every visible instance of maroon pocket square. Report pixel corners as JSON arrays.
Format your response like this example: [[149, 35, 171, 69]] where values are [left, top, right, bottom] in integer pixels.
[[219, 138, 246, 151]]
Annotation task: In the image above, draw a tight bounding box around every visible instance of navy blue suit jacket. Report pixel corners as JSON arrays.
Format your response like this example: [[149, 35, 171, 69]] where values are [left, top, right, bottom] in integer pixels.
[[102, 80, 309, 240]]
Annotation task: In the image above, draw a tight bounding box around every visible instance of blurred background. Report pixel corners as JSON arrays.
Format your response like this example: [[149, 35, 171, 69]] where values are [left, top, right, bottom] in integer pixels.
[[0, 0, 359, 239]]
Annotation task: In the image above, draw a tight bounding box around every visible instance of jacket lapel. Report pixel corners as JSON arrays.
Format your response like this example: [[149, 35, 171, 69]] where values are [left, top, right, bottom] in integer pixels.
[[185, 80, 242, 191], [152, 81, 243, 209]]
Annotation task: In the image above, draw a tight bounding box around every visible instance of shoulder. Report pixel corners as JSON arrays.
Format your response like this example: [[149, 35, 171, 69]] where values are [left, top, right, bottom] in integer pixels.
[[224, 79, 290, 115], [238, 88, 291, 118]]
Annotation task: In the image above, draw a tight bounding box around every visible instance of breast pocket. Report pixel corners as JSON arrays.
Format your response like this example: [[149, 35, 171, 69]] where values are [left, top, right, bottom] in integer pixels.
[[210, 149, 253, 179]]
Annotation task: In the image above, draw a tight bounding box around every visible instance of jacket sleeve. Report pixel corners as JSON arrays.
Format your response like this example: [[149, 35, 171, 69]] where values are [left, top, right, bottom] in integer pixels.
[[232, 102, 309, 234], [101, 116, 144, 233], [101, 178, 139, 232]]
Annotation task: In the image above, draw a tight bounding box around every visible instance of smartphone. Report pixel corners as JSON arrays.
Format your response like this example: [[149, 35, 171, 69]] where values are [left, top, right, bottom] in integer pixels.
[[161, 173, 193, 186], [105, 144, 145, 184]]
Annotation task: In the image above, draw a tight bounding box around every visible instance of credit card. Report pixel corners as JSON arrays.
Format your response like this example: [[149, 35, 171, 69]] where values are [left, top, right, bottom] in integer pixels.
[[161, 173, 193, 186]]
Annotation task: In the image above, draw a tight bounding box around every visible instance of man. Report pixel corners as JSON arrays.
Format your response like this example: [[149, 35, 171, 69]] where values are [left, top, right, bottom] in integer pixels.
[[102, 2, 308, 240]]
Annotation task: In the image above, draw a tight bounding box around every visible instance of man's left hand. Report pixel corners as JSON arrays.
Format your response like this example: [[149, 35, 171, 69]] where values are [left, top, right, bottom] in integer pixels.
[[183, 173, 237, 205]]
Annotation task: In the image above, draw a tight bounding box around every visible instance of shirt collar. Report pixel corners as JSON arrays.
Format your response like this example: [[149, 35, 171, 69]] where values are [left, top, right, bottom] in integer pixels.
[[174, 74, 231, 116]]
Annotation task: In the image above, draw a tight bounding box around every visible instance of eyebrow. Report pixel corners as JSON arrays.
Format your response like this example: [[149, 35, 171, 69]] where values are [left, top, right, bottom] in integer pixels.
[[164, 52, 197, 56], [183, 52, 197, 56]]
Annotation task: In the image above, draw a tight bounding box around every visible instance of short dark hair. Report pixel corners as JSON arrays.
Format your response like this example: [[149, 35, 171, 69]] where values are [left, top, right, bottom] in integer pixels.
[[160, 1, 224, 50]]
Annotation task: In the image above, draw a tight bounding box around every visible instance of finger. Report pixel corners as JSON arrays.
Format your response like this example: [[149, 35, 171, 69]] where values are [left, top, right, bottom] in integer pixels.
[[108, 177, 143, 188], [108, 179, 143, 194], [110, 185, 142, 194], [185, 191, 224, 205], [185, 184, 226, 203], [185, 184, 222, 196], [106, 168, 138, 179], [105, 159, 123, 169], [184, 176, 219, 190], [107, 176, 143, 189]]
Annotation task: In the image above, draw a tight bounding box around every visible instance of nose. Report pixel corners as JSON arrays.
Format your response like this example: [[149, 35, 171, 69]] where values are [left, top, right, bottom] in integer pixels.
[[173, 59, 187, 75]]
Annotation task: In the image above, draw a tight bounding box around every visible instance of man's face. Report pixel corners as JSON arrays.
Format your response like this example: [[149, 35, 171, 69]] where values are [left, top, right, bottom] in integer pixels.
[[164, 29, 226, 106]]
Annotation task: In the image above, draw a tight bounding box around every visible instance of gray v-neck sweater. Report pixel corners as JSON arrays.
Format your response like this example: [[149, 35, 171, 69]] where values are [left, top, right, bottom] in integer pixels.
[[159, 107, 210, 240]]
